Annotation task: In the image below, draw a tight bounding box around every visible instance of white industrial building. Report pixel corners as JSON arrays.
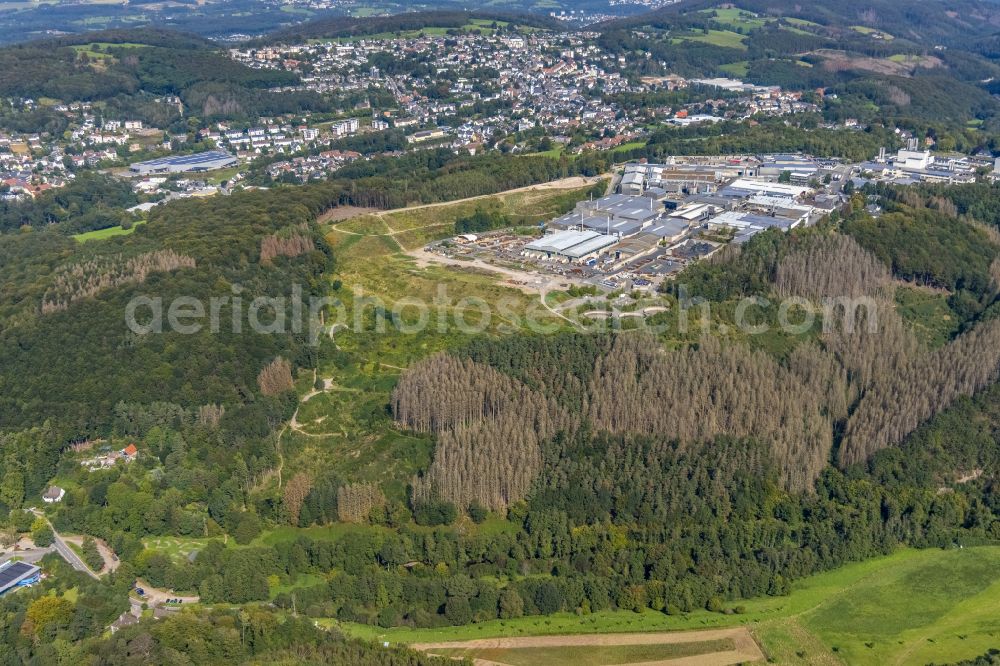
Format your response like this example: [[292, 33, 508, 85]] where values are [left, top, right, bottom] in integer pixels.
[[895, 149, 933, 171], [523, 230, 618, 263], [724, 178, 812, 199]]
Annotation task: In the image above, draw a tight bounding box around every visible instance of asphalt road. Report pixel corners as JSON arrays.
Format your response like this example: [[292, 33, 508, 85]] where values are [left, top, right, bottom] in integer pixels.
[[27, 508, 99, 579], [0, 545, 52, 565], [51, 532, 98, 579]]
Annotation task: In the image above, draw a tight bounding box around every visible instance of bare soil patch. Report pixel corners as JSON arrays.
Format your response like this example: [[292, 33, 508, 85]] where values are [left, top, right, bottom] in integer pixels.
[[318, 206, 381, 223], [811, 49, 942, 76], [412, 627, 766, 666]]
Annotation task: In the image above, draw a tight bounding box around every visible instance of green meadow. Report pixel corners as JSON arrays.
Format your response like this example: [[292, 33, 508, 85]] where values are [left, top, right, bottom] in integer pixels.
[[335, 546, 1000, 665], [73, 221, 145, 242]]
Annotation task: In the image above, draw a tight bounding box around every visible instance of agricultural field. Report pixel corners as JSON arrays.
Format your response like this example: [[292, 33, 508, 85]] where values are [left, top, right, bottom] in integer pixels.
[[851, 25, 894, 39], [338, 546, 1000, 666], [692, 8, 816, 41], [320, 19, 527, 43]]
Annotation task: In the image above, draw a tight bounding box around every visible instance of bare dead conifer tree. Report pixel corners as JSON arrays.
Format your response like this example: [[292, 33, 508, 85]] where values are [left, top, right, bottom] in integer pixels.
[[394, 354, 573, 510], [260, 225, 316, 264], [42, 249, 195, 313], [774, 234, 892, 301], [337, 482, 385, 523], [283, 472, 313, 525], [197, 404, 225, 428], [839, 317, 1000, 466], [257, 357, 294, 396], [586, 335, 833, 492]]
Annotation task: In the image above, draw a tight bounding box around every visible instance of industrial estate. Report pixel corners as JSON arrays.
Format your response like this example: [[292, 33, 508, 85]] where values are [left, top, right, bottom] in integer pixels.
[[424, 143, 979, 293]]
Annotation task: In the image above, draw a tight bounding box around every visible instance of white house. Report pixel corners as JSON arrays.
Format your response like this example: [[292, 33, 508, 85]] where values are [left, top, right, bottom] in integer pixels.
[[42, 486, 64, 503]]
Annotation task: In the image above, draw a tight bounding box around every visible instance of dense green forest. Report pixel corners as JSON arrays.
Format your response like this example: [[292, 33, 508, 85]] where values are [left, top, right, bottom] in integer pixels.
[[622, 117, 899, 163], [2, 137, 1000, 649], [51, 328, 996, 630], [0, 551, 452, 664]]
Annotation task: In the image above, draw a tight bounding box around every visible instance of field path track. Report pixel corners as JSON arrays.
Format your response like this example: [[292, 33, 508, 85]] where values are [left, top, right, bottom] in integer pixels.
[[412, 627, 765, 666]]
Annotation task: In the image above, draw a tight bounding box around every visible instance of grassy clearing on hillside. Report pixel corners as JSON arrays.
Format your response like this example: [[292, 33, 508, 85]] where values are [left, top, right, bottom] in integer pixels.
[[851, 25, 893, 39], [895, 286, 958, 347], [334, 183, 596, 250], [337, 547, 1000, 666], [319, 19, 521, 43], [142, 536, 217, 561], [70, 41, 147, 62], [785, 17, 822, 28], [268, 572, 325, 599], [529, 146, 565, 159], [608, 141, 648, 155], [702, 7, 767, 30], [801, 547, 1000, 665], [350, 181, 603, 248], [720, 60, 750, 77], [73, 222, 145, 242], [671, 29, 748, 50]]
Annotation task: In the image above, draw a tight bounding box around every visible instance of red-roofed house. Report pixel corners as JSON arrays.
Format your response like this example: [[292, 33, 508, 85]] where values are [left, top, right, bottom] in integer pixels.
[[121, 444, 138, 460]]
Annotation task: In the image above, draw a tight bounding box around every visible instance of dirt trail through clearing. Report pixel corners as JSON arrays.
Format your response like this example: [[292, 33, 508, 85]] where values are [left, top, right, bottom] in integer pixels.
[[413, 627, 765, 666]]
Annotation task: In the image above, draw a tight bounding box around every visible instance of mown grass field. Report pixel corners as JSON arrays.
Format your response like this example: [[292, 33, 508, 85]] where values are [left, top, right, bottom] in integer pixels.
[[671, 29, 748, 50], [73, 222, 144, 242], [720, 60, 750, 77], [702, 7, 768, 31], [337, 546, 1000, 666]]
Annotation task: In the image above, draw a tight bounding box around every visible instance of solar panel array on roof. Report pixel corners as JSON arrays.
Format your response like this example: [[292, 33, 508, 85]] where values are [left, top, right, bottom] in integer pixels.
[[129, 150, 238, 175], [0, 561, 40, 594]]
